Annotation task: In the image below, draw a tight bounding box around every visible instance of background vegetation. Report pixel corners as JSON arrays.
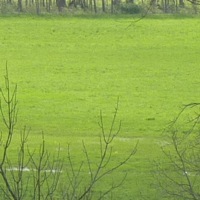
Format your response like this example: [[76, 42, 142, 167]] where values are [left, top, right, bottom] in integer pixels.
[[0, 0, 200, 15], [0, 15, 200, 199]]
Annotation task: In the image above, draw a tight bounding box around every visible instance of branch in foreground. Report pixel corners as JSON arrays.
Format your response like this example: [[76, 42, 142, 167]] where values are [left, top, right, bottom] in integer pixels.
[[64, 100, 138, 200]]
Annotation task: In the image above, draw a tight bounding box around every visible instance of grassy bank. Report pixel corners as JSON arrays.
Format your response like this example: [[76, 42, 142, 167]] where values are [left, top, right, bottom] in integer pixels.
[[0, 15, 200, 199]]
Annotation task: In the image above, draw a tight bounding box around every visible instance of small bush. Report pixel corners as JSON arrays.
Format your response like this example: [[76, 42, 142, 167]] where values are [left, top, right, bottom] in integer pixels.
[[0, 2, 18, 14], [119, 3, 143, 14]]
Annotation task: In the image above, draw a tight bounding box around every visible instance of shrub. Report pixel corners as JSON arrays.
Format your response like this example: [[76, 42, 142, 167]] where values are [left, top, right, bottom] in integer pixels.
[[119, 3, 143, 14]]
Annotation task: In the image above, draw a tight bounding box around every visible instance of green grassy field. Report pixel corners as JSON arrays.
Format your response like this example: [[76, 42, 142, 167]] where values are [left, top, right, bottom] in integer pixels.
[[0, 15, 200, 199]]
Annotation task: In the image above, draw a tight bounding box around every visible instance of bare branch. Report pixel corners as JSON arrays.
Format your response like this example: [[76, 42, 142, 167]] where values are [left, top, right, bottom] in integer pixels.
[[155, 103, 200, 200]]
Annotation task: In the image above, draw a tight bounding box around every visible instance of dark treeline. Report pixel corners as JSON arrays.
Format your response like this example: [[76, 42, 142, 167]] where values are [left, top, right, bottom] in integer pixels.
[[0, 0, 199, 14]]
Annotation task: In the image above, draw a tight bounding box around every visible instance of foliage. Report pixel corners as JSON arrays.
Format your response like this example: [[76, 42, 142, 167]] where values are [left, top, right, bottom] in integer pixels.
[[119, 3, 143, 14]]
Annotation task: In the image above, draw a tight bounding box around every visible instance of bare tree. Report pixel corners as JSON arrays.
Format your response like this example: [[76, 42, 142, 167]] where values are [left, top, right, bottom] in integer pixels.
[[62, 100, 137, 199], [0, 65, 19, 200], [0, 65, 63, 200], [154, 103, 200, 200], [0, 65, 137, 199]]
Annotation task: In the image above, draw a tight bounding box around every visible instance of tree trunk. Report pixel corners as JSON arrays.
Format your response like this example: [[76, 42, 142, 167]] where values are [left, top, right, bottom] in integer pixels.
[[93, 0, 97, 12], [179, 0, 184, 6], [89, 0, 92, 10], [18, 0, 23, 11], [150, 0, 157, 9], [46, 0, 51, 11], [102, 0, 105, 12], [56, 0, 66, 11], [36, 0, 40, 14], [164, 0, 169, 12], [111, 0, 113, 13]]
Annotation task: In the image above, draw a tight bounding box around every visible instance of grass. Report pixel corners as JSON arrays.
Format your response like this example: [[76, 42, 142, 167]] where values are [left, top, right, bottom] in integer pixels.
[[0, 15, 200, 199]]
